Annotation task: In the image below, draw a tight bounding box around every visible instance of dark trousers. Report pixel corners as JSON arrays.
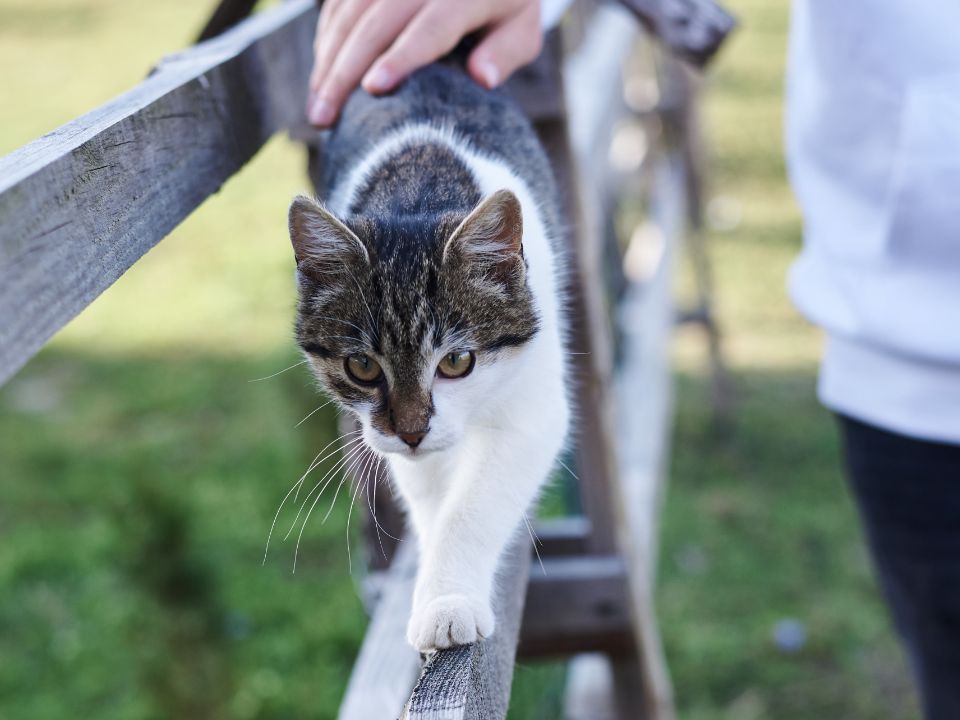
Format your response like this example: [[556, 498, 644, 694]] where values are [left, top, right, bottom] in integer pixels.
[[838, 415, 960, 720]]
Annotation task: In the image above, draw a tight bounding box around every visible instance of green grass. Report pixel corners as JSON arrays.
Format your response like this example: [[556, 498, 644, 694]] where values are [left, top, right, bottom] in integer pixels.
[[0, 0, 918, 718], [658, 1, 919, 718]]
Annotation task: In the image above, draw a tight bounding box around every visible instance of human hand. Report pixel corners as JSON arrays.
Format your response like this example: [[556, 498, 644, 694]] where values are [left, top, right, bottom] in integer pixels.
[[307, 0, 543, 127]]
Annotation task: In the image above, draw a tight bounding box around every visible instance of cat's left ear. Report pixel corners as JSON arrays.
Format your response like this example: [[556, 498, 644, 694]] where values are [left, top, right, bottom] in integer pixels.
[[288, 195, 369, 279], [443, 189, 524, 281]]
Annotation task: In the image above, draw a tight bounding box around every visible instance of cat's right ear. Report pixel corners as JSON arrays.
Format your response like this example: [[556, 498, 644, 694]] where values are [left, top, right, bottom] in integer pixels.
[[443, 190, 524, 284], [288, 195, 369, 278]]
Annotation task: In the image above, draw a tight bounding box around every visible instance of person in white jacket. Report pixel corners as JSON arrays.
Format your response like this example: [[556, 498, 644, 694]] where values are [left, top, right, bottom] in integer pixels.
[[787, 4, 960, 717], [305, 1, 960, 716]]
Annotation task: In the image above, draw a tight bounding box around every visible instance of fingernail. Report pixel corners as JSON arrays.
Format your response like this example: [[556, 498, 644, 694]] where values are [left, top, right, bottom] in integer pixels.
[[308, 95, 335, 126], [478, 60, 499, 89], [363, 65, 393, 93]]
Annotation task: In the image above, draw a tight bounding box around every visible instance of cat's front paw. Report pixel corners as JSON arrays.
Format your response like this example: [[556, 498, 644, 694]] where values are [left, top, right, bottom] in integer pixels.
[[406, 594, 495, 652]]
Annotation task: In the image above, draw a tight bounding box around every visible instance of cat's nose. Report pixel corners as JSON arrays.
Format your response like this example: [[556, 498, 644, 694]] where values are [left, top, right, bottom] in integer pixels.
[[398, 430, 426, 448]]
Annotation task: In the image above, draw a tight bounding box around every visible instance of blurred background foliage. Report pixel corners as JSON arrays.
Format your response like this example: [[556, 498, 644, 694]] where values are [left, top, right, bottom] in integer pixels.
[[0, 0, 917, 718]]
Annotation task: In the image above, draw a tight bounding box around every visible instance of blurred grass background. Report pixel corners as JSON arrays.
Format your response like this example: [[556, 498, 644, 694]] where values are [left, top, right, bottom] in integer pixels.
[[0, 0, 918, 718]]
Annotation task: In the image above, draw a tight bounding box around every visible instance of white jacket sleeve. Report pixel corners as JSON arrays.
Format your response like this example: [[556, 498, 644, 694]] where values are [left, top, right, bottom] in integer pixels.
[[541, 0, 575, 29]]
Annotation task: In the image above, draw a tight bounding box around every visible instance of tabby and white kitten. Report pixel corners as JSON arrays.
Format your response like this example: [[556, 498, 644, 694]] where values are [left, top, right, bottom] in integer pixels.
[[287, 64, 569, 652]]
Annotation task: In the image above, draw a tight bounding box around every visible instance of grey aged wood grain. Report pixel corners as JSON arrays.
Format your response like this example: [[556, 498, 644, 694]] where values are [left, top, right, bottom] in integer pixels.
[[402, 533, 531, 720], [0, 0, 317, 385], [338, 533, 530, 720]]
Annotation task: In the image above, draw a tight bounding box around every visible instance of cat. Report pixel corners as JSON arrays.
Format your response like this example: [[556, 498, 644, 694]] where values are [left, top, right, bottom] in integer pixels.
[[287, 63, 570, 653]]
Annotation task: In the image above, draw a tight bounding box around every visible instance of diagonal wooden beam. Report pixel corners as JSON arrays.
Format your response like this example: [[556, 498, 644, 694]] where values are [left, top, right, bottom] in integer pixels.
[[401, 537, 530, 720], [0, 0, 317, 386], [338, 534, 531, 720], [197, 0, 261, 42]]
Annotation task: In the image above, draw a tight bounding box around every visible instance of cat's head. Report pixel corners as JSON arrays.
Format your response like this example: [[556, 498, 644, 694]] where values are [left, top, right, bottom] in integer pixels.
[[288, 190, 539, 457]]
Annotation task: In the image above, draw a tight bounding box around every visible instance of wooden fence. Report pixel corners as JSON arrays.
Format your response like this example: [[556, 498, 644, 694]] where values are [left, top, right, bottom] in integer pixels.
[[0, 0, 733, 717]]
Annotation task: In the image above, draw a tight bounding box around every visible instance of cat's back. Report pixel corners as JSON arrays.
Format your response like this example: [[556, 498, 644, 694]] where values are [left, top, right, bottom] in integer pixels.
[[318, 64, 559, 225]]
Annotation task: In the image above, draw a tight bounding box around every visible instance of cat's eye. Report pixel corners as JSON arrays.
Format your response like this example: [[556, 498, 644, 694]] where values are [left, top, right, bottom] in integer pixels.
[[345, 354, 383, 384], [437, 351, 475, 379]]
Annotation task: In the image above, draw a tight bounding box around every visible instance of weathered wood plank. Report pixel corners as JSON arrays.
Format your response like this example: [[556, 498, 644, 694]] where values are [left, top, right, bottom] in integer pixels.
[[0, 0, 317, 385], [362, 535, 634, 661], [402, 534, 530, 720], [564, 6, 677, 717], [519, 555, 633, 658], [338, 541, 423, 720], [617, 0, 736, 68], [339, 533, 531, 720], [605, 99, 689, 720], [532, 515, 592, 557], [559, 0, 638, 579]]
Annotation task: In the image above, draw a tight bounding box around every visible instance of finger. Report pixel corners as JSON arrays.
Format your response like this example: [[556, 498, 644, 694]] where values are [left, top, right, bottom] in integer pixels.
[[309, 16, 325, 89], [311, 0, 422, 126], [317, 0, 341, 34], [467, 3, 543, 89], [362, 3, 486, 95], [310, 0, 371, 94]]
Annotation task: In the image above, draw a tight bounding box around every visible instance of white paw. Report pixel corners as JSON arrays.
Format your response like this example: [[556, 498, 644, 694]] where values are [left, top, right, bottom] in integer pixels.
[[406, 594, 495, 652]]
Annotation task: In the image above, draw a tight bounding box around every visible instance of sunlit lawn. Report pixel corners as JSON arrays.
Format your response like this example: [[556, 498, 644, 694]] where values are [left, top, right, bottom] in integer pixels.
[[659, 2, 918, 718], [0, 0, 917, 718]]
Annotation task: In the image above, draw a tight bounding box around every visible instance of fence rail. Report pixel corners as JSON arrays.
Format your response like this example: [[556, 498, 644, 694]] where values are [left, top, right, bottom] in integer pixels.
[[0, 0, 317, 385], [0, 0, 731, 716]]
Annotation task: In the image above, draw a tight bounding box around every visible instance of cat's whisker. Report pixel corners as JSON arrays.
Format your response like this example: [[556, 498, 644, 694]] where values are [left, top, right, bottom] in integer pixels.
[[284, 439, 367, 542], [368, 458, 402, 544], [368, 455, 389, 561], [293, 442, 369, 572], [248, 359, 308, 383], [263, 475, 307, 566], [361, 450, 377, 527], [555, 458, 581, 483], [346, 448, 377, 573], [367, 454, 403, 540], [525, 512, 544, 549], [296, 439, 369, 542], [364, 452, 375, 513], [262, 430, 363, 564], [522, 511, 547, 577], [294, 396, 337, 428], [294, 430, 363, 503], [320, 444, 368, 526]]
